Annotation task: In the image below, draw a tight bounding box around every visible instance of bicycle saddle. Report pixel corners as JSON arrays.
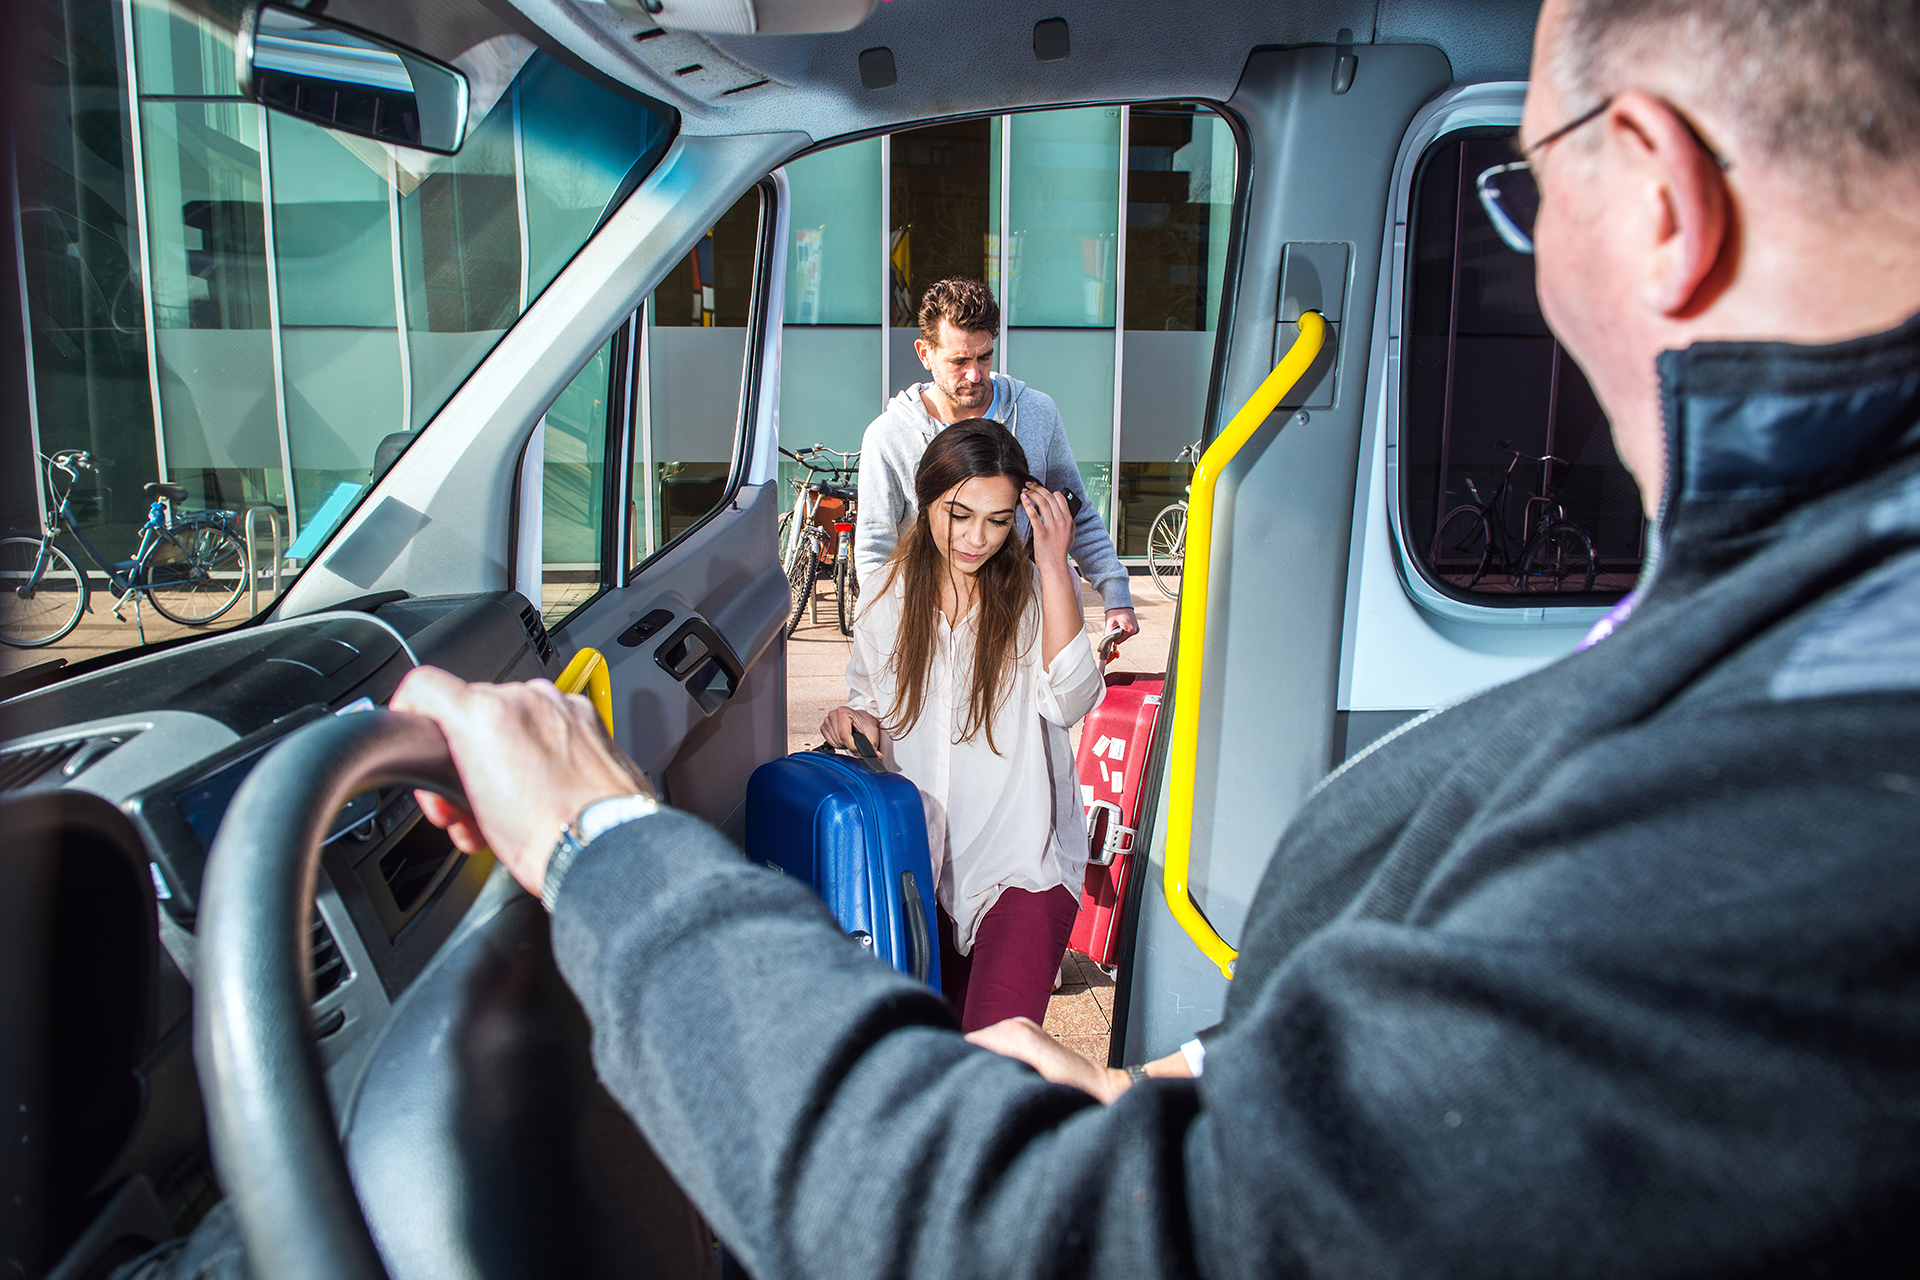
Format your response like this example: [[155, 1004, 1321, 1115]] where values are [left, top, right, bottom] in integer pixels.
[[144, 482, 189, 501], [816, 483, 856, 502]]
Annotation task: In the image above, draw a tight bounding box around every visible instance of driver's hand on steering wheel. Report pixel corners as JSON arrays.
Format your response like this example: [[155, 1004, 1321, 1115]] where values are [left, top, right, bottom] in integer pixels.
[[392, 666, 653, 900]]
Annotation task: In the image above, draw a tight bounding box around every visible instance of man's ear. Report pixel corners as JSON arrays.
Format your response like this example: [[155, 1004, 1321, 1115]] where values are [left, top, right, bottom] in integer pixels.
[[914, 337, 932, 368], [1607, 90, 1732, 316]]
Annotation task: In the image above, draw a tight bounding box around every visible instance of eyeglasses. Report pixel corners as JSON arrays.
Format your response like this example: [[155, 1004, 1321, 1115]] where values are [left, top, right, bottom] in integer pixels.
[[1476, 96, 1730, 255]]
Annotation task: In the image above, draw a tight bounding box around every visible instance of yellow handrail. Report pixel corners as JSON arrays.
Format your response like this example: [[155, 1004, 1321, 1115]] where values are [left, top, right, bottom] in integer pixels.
[[556, 646, 615, 738], [1164, 311, 1327, 979]]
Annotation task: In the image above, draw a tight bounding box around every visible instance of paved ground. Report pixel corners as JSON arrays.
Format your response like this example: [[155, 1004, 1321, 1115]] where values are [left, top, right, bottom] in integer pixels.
[[785, 568, 1177, 1068], [1, 591, 255, 682]]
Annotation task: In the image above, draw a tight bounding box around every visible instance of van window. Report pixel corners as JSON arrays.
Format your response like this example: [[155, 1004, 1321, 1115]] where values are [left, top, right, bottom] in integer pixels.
[[1402, 131, 1644, 604], [629, 188, 765, 568]]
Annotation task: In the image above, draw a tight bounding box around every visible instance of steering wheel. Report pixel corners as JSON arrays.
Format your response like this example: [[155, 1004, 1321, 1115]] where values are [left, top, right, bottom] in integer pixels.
[[194, 710, 462, 1280]]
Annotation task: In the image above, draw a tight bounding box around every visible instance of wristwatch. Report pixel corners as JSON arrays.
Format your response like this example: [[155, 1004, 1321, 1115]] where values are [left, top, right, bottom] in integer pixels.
[[542, 793, 660, 912], [1127, 1063, 1150, 1086]]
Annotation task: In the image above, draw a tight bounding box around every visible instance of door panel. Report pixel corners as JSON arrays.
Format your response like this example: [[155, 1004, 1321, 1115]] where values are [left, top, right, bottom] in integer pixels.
[[541, 174, 792, 838], [1119, 44, 1452, 1064]]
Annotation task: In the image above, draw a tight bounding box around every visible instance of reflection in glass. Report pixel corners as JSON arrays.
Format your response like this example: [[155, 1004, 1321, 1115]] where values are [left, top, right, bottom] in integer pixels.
[[644, 190, 761, 553], [542, 337, 613, 624], [1116, 105, 1235, 555], [1405, 132, 1640, 601], [780, 144, 881, 517], [1007, 108, 1120, 523]]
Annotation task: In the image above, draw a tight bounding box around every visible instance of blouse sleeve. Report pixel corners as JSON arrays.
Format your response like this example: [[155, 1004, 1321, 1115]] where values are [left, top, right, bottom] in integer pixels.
[[1035, 630, 1104, 728], [845, 611, 883, 716]]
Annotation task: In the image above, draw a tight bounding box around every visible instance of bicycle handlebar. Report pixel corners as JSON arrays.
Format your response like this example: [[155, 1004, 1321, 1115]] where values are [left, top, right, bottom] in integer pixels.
[[782, 444, 859, 476], [47, 450, 114, 475], [1495, 441, 1566, 466]]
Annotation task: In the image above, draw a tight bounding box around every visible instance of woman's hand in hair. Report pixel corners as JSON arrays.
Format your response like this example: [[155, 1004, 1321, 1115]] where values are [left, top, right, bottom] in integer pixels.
[[1022, 483, 1075, 570], [821, 705, 886, 753], [1025, 483, 1083, 667]]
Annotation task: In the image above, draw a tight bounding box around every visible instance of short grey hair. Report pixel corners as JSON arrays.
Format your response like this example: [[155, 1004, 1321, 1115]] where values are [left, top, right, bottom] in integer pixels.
[[1551, 0, 1920, 190]]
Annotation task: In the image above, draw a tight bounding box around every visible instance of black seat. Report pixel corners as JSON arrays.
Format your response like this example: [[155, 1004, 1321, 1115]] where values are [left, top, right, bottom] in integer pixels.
[[816, 483, 856, 502], [144, 482, 189, 502]]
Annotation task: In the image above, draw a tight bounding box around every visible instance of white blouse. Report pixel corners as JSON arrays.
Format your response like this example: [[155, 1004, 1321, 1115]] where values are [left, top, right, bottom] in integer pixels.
[[846, 570, 1106, 954]]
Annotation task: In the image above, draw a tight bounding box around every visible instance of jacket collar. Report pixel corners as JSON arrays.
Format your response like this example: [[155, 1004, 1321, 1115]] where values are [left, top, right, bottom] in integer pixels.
[[1658, 309, 1920, 510]]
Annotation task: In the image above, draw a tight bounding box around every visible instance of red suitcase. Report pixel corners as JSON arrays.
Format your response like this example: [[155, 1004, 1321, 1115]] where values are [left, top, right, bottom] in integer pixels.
[[1068, 633, 1164, 968]]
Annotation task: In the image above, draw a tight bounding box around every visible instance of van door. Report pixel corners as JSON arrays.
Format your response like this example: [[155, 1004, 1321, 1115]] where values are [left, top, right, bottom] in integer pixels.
[[520, 176, 793, 842]]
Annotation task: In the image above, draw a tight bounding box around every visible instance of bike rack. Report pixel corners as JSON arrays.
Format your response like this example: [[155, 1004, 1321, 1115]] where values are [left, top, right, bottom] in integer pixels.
[[244, 506, 284, 616]]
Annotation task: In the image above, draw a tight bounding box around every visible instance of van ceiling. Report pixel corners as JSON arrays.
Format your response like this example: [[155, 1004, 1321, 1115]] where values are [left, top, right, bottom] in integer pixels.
[[490, 0, 1543, 142]]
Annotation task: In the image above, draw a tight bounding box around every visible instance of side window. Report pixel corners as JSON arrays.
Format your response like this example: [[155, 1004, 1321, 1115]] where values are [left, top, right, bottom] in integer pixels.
[[629, 188, 765, 568], [539, 323, 629, 625], [1402, 130, 1644, 604]]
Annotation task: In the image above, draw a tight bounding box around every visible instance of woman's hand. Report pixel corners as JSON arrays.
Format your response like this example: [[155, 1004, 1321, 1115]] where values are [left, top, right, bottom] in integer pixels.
[[1022, 483, 1075, 569], [820, 705, 885, 752]]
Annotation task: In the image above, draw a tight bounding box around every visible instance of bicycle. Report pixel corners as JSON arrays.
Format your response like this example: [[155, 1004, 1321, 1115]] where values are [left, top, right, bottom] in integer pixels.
[[1, 450, 249, 648], [1427, 441, 1597, 594], [776, 445, 860, 637], [1145, 442, 1201, 600]]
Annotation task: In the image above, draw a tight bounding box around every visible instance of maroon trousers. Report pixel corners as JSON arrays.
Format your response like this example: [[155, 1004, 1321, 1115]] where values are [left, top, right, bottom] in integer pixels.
[[937, 884, 1080, 1033]]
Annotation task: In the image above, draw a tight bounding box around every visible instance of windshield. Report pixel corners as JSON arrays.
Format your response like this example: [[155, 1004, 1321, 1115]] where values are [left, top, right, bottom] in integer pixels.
[[5, 0, 673, 684]]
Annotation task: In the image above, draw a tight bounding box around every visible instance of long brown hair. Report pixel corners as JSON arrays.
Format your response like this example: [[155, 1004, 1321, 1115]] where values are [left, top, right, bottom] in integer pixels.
[[879, 420, 1035, 753]]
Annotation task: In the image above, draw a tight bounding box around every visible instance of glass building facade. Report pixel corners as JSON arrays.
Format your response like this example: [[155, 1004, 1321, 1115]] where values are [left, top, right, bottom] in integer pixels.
[[773, 104, 1238, 557], [6, 0, 1237, 649]]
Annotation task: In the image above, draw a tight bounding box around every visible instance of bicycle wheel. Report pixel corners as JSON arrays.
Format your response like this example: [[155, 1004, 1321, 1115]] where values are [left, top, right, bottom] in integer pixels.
[[146, 525, 246, 625], [1147, 503, 1186, 599], [784, 532, 817, 637], [1517, 520, 1596, 594], [835, 555, 855, 635], [0, 537, 87, 647], [1428, 506, 1493, 589]]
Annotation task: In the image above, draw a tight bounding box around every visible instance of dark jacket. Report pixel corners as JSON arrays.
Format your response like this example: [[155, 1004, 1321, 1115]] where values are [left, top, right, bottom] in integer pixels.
[[553, 316, 1920, 1278]]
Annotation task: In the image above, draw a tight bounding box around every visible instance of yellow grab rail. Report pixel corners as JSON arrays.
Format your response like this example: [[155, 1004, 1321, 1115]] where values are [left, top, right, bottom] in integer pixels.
[[555, 646, 615, 738], [1164, 311, 1328, 979]]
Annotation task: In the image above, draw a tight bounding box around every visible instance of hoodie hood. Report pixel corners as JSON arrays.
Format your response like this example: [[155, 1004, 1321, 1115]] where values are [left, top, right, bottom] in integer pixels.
[[884, 372, 1029, 441]]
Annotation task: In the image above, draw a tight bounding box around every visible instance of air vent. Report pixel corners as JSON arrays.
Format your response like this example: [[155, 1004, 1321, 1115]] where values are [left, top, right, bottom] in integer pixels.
[[0, 733, 132, 793], [308, 910, 350, 1002], [519, 602, 556, 666]]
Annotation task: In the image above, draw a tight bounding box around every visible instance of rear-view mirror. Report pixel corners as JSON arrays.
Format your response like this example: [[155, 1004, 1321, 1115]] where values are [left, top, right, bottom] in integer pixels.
[[237, 2, 470, 155]]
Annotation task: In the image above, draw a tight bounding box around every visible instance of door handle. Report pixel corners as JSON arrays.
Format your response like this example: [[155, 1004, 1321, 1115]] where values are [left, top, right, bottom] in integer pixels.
[[556, 646, 614, 737]]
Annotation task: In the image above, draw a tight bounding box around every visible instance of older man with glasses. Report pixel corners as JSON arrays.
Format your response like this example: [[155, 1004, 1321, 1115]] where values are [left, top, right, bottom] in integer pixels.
[[393, 1, 1920, 1275]]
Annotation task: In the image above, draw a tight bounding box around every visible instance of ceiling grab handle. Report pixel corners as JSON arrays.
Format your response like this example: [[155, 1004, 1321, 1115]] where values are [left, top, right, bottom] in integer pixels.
[[1164, 311, 1327, 980], [556, 646, 615, 738]]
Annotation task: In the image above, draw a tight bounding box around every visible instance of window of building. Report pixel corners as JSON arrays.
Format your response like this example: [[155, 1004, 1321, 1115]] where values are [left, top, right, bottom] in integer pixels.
[[1116, 104, 1235, 556], [632, 187, 765, 563], [1401, 131, 1644, 604]]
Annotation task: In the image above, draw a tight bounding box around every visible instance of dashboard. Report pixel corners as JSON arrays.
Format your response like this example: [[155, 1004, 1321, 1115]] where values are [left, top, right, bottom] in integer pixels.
[[0, 590, 557, 1245]]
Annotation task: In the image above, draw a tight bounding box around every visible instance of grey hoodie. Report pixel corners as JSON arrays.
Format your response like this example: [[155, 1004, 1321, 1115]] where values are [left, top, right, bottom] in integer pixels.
[[853, 373, 1134, 611]]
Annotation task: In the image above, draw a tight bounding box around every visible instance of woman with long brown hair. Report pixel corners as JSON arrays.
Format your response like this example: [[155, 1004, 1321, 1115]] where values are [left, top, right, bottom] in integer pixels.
[[822, 419, 1104, 1031]]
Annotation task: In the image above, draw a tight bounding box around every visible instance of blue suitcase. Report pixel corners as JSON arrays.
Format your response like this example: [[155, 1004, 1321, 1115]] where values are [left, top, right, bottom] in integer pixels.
[[745, 735, 941, 989]]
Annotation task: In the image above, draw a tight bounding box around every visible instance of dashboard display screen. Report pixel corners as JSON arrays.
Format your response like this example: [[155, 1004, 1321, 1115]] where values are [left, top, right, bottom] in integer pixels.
[[175, 747, 377, 855]]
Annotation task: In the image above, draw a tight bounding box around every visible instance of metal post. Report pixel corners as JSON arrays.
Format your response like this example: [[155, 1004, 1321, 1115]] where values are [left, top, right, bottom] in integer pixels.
[[639, 300, 657, 556], [1109, 105, 1130, 535], [387, 150, 412, 433], [244, 504, 283, 615], [9, 138, 47, 529], [257, 105, 298, 543], [998, 114, 1012, 373], [118, 0, 169, 482], [878, 132, 890, 405], [512, 79, 529, 313]]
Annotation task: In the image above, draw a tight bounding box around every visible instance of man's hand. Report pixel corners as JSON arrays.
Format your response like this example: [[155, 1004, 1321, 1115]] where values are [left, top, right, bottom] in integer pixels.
[[389, 666, 653, 899], [820, 705, 885, 752], [1103, 607, 1139, 644], [966, 1018, 1132, 1103]]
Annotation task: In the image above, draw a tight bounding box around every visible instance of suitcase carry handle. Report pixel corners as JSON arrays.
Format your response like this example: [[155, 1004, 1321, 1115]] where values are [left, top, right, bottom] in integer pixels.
[[814, 727, 888, 775], [901, 869, 930, 984], [1097, 626, 1126, 665]]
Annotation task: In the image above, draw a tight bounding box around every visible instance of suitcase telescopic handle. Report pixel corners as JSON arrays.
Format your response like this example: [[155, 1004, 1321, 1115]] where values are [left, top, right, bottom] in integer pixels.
[[900, 869, 930, 984]]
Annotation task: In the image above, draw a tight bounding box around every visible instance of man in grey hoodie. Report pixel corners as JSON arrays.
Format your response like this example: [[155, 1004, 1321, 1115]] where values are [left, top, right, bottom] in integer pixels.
[[854, 278, 1139, 642]]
